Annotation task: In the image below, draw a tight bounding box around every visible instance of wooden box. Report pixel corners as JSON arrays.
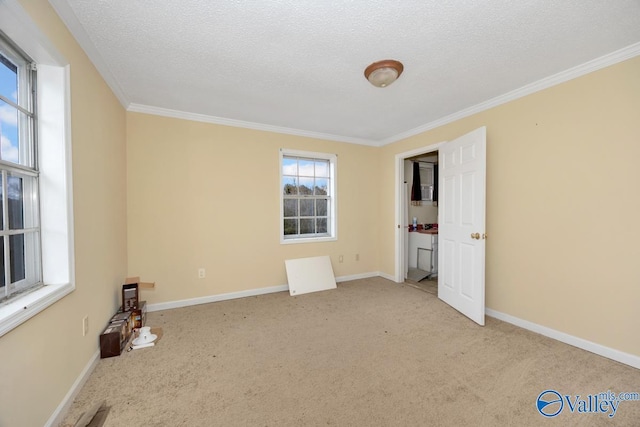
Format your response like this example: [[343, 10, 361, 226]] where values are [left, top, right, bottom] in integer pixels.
[[99, 320, 129, 358]]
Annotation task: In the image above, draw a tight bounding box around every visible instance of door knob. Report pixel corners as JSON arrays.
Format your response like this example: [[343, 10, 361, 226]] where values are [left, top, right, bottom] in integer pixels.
[[471, 232, 480, 239]]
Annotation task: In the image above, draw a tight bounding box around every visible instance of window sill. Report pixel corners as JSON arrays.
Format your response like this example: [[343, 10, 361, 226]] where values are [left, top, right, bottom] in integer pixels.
[[0, 282, 74, 337], [281, 236, 338, 245]]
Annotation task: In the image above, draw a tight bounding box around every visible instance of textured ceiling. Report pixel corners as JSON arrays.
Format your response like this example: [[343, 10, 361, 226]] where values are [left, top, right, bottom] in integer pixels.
[[49, 0, 640, 146]]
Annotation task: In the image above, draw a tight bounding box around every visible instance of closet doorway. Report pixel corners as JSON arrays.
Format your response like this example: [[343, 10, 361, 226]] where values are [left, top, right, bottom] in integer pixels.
[[404, 153, 439, 293]]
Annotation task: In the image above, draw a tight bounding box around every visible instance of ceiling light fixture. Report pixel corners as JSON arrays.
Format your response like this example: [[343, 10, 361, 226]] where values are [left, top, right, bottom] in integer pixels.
[[364, 59, 404, 88]]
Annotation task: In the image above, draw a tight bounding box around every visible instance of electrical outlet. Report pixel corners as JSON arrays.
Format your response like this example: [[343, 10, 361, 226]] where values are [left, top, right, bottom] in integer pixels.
[[338, 255, 344, 263], [198, 268, 206, 279], [82, 316, 89, 336], [355, 254, 360, 261]]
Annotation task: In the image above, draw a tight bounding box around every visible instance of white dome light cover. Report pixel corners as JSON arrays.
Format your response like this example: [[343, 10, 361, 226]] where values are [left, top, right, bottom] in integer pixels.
[[364, 59, 404, 88]]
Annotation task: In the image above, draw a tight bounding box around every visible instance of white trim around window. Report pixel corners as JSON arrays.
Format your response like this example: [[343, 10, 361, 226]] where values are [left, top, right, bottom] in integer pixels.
[[0, 0, 75, 337], [279, 148, 337, 244]]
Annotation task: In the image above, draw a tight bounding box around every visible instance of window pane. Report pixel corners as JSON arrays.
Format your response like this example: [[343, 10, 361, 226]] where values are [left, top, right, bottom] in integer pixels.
[[283, 199, 298, 217], [282, 157, 297, 176], [0, 174, 3, 230], [315, 160, 329, 177], [0, 53, 18, 105], [317, 218, 327, 234], [9, 234, 25, 283], [0, 234, 26, 288], [298, 177, 313, 195], [314, 178, 328, 195], [5, 173, 39, 232], [300, 199, 314, 217], [8, 175, 23, 230], [0, 100, 20, 164], [282, 177, 297, 195], [316, 199, 327, 216], [18, 174, 37, 228], [298, 159, 314, 177], [20, 231, 40, 288], [284, 219, 298, 235], [0, 236, 4, 289], [300, 218, 315, 234]]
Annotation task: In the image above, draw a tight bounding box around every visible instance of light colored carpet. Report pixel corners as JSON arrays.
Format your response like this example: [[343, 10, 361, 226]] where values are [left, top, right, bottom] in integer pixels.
[[405, 277, 438, 296], [61, 277, 640, 426]]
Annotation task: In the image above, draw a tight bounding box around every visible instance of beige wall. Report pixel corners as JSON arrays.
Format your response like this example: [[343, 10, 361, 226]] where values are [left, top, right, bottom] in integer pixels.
[[0, 1, 128, 426], [378, 56, 640, 357], [126, 113, 379, 304]]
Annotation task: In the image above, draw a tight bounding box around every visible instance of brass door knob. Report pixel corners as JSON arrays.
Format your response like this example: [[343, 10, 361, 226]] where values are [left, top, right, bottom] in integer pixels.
[[471, 232, 480, 239]]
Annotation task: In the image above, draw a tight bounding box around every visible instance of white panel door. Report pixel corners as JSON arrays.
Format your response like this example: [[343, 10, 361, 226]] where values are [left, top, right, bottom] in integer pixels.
[[438, 127, 486, 325]]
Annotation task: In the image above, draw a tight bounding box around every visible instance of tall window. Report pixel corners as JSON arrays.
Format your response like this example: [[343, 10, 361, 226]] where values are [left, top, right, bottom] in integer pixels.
[[280, 149, 337, 243], [0, 33, 41, 302], [0, 2, 73, 337]]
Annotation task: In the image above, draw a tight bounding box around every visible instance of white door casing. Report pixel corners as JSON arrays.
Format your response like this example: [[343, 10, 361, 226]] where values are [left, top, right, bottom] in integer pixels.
[[438, 127, 486, 325]]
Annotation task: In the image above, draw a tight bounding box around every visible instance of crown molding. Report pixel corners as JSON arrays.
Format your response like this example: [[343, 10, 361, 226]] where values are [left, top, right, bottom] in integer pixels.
[[48, 0, 130, 108], [133, 42, 639, 148], [378, 41, 640, 146], [127, 103, 377, 146]]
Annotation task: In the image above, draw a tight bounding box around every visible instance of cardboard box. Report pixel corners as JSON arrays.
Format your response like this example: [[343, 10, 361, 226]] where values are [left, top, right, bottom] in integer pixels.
[[125, 276, 155, 289], [99, 320, 129, 358]]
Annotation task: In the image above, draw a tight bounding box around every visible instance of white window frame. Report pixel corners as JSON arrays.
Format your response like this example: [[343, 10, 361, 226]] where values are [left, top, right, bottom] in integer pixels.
[[280, 148, 337, 244], [0, 0, 75, 337], [0, 31, 41, 297]]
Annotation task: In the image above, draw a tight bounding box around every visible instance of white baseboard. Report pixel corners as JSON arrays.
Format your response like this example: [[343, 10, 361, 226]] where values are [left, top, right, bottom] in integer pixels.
[[147, 271, 383, 312], [45, 349, 100, 427], [147, 284, 290, 312], [377, 271, 396, 281], [486, 308, 640, 370], [335, 271, 380, 283]]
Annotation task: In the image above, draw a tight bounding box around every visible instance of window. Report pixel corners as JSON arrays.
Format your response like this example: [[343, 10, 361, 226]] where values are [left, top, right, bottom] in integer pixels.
[[280, 149, 337, 243], [0, 0, 74, 337], [0, 32, 41, 302]]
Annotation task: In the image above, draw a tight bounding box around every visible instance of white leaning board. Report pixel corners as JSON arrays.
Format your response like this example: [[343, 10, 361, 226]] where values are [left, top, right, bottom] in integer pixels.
[[285, 256, 337, 296]]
